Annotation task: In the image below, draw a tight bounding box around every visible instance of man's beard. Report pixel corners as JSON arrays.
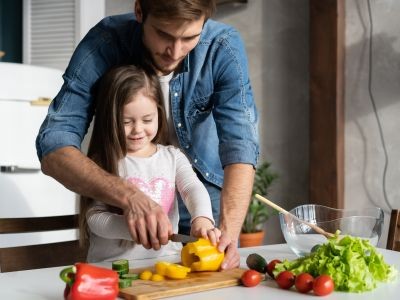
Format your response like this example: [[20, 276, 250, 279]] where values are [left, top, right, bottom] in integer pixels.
[[141, 45, 182, 75], [139, 45, 160, 72], [138, 45, 157, 74]]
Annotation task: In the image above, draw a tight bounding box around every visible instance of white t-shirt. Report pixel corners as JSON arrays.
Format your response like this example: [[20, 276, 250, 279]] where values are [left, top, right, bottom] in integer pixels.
[[158, 72, 179, 146], [86, 145, 213, 262]]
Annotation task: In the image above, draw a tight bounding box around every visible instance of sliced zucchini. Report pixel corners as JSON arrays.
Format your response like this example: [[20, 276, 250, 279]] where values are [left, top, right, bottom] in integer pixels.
[[112, 259, 129, 277], [112, 259, 129, 270], [118, 278, 132, 289], [121, 273, 139, 281]]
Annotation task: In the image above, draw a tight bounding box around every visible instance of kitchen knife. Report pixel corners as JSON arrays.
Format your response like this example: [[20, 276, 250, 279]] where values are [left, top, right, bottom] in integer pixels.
[[169, 233, 198, 243]]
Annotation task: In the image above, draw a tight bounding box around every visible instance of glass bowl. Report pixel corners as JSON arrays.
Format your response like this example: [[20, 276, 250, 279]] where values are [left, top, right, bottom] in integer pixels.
[[279, 204, 384, 257]]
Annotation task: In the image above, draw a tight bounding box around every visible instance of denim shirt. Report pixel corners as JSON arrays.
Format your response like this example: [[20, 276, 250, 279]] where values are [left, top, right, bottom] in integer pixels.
[[36, 13, 259, 188]]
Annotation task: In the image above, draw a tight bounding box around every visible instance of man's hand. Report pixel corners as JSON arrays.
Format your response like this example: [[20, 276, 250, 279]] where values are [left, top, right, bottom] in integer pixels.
[[41, 146, 173, 250], [217, 233, 240, 270], [217, 163, 255, 269], [124, 188, 172, 250]]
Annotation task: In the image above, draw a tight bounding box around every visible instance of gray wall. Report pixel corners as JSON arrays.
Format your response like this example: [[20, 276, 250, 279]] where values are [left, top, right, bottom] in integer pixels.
[[106, 0, 133, 15], [215, 0, 309, 244], [213, 0, 400, 247], [345, 0, 400, 247]]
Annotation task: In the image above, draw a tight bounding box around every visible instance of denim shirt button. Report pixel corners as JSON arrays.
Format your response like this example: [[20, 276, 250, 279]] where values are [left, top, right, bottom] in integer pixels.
[[174, 92, 178, 97], [205, 172, 209, 177], [194, 159, 198, 163], [177, 123, 182, 127], [185, 145, 190, 149]]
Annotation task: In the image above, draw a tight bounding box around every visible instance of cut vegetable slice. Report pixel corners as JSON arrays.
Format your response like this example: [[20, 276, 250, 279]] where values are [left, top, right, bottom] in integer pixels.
[[112, 259, 129, 270], [139, 270, 153, 280], [119, 278, 132, 289], [112, 259, 129, 277], [121, 273, 139, 281]]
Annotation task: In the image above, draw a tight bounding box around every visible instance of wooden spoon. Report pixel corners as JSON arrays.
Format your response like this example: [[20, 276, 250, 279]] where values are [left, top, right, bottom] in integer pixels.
[[254, 194, 335, 239]]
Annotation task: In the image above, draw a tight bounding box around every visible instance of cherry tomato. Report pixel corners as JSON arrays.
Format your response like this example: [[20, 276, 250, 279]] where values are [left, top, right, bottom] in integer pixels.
[[313, 274, 334, 296], [266, 259, 282, 278], [275, 270, 295, 289], [295, 273, 314, 293], [241, 270, 262, 287]]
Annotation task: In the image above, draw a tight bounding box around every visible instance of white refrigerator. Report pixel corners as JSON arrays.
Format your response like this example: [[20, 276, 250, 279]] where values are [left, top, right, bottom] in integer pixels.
[[0, 62, 78, 247]]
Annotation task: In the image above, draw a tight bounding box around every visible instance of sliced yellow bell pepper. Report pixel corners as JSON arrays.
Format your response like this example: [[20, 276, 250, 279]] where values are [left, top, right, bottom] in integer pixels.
[[155, 261, 191, 279], [150, 273, 165, 281], [181, 238, 224, 271], [155, 261, 171, 276], [139, 270, 153, 280]]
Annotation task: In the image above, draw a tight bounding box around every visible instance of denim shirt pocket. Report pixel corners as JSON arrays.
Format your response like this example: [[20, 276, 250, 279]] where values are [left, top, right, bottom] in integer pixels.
[[187, 94, 214, 128]]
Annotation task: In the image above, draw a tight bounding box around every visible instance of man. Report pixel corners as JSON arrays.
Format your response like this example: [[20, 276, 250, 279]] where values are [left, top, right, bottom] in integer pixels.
[[36, 0, 259, 269]]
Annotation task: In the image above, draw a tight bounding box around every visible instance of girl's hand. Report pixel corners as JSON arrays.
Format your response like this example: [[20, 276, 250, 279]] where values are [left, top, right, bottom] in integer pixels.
[[190, 217, 221, 246]]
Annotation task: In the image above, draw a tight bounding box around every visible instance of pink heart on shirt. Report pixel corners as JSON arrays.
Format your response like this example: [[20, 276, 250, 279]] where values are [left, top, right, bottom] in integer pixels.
[[127, 177, 175, 214]]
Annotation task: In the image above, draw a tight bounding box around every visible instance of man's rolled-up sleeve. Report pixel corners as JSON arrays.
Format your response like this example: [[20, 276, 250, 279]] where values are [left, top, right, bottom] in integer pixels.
[[212, 29, 259, 168], [35, 25, 118, 161]]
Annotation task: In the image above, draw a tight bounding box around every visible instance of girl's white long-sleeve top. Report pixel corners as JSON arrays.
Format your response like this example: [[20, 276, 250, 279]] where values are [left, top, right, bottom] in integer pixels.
[[86, 144, 214, 262]]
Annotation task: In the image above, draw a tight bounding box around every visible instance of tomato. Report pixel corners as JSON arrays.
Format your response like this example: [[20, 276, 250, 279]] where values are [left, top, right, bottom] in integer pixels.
[[275, 270, 295, 289], [266, 259, 282, 278], [241, 270, 262, 287], [313, 274, 334, 296], [294, 273, 314, 293]]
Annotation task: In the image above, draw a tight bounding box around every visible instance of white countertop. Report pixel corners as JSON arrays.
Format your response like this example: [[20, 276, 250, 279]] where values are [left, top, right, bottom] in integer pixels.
[[1, 244, 399, 299]]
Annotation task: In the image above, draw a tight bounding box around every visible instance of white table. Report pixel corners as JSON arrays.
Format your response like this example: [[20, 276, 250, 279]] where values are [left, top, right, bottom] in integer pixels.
[[0, 244, 399, 299]]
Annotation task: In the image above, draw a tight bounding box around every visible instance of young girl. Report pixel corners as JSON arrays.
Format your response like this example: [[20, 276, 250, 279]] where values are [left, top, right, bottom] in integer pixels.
[[80, 65, 219, 262]]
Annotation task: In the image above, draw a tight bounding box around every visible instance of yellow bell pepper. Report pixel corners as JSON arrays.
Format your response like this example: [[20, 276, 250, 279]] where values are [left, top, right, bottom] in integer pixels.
[[155, 261, 170, 276], [181, 238, 224, 271], [150, 273, 165, 281], [139, 270, 153, 280], [155, 261, 191, 279]]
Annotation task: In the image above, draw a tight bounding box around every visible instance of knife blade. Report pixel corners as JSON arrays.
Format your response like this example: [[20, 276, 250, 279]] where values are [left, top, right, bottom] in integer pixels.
[[169, 233, 198, 243]]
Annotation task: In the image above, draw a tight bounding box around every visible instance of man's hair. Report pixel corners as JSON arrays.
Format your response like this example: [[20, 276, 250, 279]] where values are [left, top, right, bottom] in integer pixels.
[[137, 0, 216, 22]]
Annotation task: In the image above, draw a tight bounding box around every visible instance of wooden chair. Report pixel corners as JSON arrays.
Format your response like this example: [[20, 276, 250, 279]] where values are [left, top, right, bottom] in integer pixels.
[[386, 209, 400, 252], [0, 215, 87, 272]]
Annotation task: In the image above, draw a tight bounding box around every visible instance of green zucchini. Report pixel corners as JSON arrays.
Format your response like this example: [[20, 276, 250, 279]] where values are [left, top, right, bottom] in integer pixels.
[[246, 253, 267, 273], [112, 259, 129, 270], [112, 259, 129, 277], [121, 273, 139, 281], [118, 278, 132, 289], [311, 244, 321, 253]]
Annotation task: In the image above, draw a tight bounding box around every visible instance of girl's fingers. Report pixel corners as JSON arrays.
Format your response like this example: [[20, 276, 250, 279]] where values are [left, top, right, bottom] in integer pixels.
[[201, 227, 208, 239], [214, 228, 222, 242]]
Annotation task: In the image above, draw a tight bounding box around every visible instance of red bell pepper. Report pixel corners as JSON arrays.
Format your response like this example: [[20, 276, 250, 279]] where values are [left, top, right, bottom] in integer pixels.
[[60, 263, 119, 300]]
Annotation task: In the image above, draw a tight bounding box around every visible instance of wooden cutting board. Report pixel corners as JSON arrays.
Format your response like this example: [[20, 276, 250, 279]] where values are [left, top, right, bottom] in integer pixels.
[[119, 266, 246, 300]]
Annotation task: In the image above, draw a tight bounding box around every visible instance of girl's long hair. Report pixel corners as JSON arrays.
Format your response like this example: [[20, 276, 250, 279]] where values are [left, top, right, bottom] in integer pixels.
[[79, 65, 168, 246]]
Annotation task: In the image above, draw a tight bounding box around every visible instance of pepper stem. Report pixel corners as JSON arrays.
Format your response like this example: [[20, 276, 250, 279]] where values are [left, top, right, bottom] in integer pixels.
[[59, 266, 76, 286]]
